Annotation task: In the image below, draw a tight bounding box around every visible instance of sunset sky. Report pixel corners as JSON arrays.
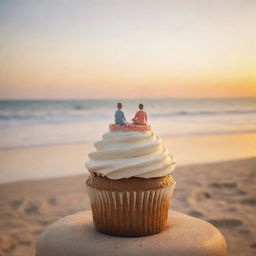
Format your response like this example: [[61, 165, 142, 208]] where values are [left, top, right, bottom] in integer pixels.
[[0, 0, 255, 99]]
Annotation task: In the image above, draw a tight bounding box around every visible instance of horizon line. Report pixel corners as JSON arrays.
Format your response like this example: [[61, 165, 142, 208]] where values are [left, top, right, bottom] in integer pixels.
[[0, 96, 255, 101]]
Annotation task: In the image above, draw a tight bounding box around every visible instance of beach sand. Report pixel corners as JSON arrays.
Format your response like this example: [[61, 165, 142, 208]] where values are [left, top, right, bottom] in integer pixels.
[[0, 157, 255, 256]]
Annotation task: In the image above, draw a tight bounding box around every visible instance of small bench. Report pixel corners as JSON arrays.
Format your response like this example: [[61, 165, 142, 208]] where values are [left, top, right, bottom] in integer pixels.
[[109, 123, 151, 132]]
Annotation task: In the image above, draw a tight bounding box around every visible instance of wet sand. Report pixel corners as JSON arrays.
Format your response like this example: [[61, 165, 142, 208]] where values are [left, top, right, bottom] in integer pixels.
[[0, 157, 255, 256], [0, 132, 255, 183]]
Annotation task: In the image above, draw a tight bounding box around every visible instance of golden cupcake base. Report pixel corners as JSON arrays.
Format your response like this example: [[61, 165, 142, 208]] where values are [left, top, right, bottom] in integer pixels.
[[86, 174, 176, 236]]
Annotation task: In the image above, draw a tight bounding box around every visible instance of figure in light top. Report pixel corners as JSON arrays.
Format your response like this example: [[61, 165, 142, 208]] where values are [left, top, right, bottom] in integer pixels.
[[132, 103, 147, 125]]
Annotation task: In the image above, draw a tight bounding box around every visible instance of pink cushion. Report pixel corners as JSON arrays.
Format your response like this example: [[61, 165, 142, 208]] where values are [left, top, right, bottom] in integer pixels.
[[109, 124, 151, 132]]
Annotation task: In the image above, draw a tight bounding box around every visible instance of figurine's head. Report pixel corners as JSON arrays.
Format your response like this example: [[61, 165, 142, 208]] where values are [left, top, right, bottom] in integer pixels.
[[117, 102, 123, 109], [139, 103, 144, 110]]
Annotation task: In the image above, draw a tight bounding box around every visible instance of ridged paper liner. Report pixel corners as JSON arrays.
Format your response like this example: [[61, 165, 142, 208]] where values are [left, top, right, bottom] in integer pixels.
[[86, 183, 175, 236]]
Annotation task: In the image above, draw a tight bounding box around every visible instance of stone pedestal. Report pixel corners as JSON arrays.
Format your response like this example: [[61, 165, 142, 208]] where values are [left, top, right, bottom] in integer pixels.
[[36, 210, 227, 256]]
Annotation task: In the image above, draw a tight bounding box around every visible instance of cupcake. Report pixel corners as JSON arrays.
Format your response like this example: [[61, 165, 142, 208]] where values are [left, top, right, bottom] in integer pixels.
[[85, 124, 176, 237]]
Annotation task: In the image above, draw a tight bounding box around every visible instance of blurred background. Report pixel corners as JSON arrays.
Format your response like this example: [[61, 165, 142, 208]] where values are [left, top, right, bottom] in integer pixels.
[[0, 98, 255, 183], [0, 0, 255, 183], [0, 1, 255, 256]]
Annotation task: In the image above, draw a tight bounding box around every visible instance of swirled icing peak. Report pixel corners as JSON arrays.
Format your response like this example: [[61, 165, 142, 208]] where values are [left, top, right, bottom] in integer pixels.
[[85, 127, 176, 180]]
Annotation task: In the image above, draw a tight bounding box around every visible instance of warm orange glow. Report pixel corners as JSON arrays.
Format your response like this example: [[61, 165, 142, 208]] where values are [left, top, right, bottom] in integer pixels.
[[0, 1, 255, 99]]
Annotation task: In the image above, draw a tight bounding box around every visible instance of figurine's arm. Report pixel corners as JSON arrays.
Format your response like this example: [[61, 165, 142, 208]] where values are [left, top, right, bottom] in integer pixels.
[[145, 112, 147, 122], [122, 112, 127, 122], [132, 111, 139, 122]]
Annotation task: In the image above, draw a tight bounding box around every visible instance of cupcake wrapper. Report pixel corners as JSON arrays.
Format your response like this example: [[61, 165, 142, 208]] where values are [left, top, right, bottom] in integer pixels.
[[86, 182, 176, 236]]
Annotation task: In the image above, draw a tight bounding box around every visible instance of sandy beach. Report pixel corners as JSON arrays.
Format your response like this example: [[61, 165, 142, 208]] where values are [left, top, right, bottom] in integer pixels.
[[0, 157, 255, 256]]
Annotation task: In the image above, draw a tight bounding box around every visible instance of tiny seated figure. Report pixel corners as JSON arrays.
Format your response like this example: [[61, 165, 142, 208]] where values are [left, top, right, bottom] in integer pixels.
[[115, 102, 127, 125], [132, 103, 147, 125]]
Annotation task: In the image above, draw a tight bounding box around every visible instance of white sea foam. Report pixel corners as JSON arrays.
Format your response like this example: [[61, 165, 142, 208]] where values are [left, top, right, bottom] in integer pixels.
[[0, 98, 255, 149]]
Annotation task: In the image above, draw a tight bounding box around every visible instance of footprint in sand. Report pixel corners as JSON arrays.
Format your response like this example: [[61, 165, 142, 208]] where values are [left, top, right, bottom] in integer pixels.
[[209, 182, 222, 188], [24, 202, 39, 215], [37, 219, 53, 226], [222, 182, 237, 188], [208, 218, 243, 228], [10, 200, 23, 209], [237, 189, 247, 195], [240, 198, 256, 206], [0, 236, 16, 253], [226, 206, 237, 212], [195, 191, 211, 200], [239, 228, 251, 235], [250, 243, 256, 248], [19, 240, 31, 246], [209, 182, 237, 189], [188, 210, 204, 218], [48, 197, 57, 206]]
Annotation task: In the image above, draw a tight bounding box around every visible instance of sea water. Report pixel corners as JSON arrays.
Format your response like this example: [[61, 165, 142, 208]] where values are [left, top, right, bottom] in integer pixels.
[[0, 98, 255, 149]]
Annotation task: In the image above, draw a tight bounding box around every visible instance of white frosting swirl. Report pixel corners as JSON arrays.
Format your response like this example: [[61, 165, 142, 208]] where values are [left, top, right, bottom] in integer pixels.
[[85, 130, 176, 179]]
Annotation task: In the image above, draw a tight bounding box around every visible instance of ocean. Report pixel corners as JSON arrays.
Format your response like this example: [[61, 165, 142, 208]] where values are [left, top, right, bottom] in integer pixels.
[[0, 98, 255, 149]]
